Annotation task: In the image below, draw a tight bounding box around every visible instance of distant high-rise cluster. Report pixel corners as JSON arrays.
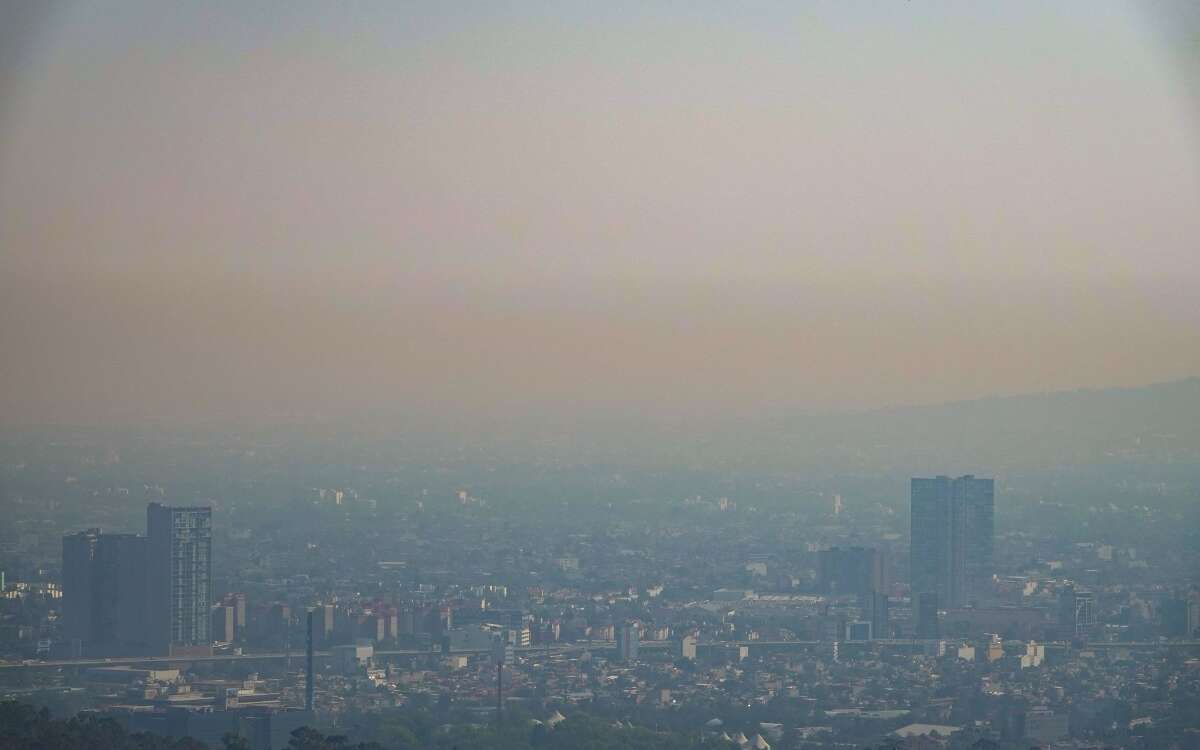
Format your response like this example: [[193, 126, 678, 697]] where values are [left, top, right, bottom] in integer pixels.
[[61, 503, 212, 656], [910, 475, 994, 610]]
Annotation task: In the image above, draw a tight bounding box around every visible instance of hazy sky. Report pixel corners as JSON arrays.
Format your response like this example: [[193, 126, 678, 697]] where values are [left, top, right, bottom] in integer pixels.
[[1, 1, 1198, 425]]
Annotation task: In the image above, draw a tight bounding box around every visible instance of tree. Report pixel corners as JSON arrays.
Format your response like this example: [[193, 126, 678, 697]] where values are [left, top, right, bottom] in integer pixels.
[[289, 727, 331, 750], [0, 701, 213, 750], [288, 725, 382, 750], [222, 732, 252, 750]]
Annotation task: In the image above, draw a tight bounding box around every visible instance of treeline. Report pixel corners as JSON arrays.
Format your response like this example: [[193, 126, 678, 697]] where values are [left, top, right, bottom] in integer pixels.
[[0, 701, 375, 750], [0, 701, 730, 750], [347, 709, 726, 750], [1, 701, 208, 749]]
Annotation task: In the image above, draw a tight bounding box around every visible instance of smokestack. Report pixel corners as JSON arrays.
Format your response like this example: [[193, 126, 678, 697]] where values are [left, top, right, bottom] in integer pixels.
[[492, 634, 506, 724], [306, 608, 314, 712]]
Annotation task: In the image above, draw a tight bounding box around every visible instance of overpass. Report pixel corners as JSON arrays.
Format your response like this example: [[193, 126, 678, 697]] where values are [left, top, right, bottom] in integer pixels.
[[0, 644, 584, 671], [4, 639, 1196, 671]]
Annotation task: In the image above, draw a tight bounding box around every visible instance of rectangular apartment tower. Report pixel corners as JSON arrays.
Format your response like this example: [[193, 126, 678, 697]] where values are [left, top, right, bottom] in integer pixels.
[[910, 475, 994, 609], [146, 503, 213, 655], [61, 529, 101, 644], [92, 533, 148, 654], [62, 529, 147, 655]]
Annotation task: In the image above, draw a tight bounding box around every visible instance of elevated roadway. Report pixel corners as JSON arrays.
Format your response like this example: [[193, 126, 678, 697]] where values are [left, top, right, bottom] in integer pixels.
[[4, 639, 1197, 671]]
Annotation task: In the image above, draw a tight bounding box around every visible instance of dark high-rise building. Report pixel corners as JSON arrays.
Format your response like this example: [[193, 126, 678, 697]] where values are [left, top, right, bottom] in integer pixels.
[[313, 603, 336, 647], [92, 533, 148, 654], [865, 590, 889, 640], [255, 602, 292, 645], [1161, 598, 1189, 638], [1190, 593, 1200, 639], [818, 546, 884, 596], [147, 503, 213, 654], [910, 475, 994, 608], [61, 529, 101, 644], [617, 621, 640, 662], [62, 530, 148, 655], [916, 591, 940, 638]]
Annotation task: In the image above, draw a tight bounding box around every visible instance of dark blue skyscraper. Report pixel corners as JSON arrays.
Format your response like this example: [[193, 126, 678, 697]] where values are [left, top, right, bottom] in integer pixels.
[[866, 590, 889, 640], [92, 533, 148, 654], [910, 475, 994, 609], [62, 529, 148, 655], [818, 546, 884, 596], [61, 529, 101, 645]]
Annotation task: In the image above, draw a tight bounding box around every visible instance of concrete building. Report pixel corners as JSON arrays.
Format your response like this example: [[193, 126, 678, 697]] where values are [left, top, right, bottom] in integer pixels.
[[333, 641, 374, 672], [865, 591, 889, 640], [680, 634, 697, 661], [1020, 641, 1045, 668], [846, 621, 872, 642], [617, 621, 640, 663], [244, 710, 316, 750], [1024, 709, 1069, 745], [219, 593, 247, 642], [1190, 592, 1200, 638], [506, 626, 532, 648], [213, 605, 236, 643], [312, 604, 335, 647], [1059, 585, 1096, 639], [942, 605, 1047, 640], [986, 634, 1004, 662], [448, 624, 501, 651], [916, 592, 940, 639]]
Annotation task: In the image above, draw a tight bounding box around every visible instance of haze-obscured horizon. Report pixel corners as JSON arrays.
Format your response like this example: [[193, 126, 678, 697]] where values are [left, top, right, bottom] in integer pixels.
[[2, 1, 1199, 427]]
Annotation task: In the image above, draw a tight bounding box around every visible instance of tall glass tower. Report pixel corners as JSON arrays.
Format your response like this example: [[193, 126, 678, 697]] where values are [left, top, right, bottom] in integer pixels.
[[147, 503, 213, 654]]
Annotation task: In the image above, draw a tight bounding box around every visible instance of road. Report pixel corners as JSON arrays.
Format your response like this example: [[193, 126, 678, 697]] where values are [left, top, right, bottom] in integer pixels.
[[3, 639, 1197, 671], [0, 643, 597, 671]]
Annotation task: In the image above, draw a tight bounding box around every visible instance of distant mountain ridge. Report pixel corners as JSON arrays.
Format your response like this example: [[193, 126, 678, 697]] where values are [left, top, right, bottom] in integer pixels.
[[619, 377, 1200, 474], [856, 376, 1200, 425], [7, 378, 1197, 479]]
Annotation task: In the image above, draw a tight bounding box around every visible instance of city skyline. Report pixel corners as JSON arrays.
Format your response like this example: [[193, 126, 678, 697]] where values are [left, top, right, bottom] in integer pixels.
[[2, 3, 1199, 748], [59, 503, 213, 658]]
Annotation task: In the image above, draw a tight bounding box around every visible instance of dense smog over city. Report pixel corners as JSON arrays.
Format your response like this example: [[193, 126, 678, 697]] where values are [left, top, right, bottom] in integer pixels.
[[2, 2, 1200, 749]]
